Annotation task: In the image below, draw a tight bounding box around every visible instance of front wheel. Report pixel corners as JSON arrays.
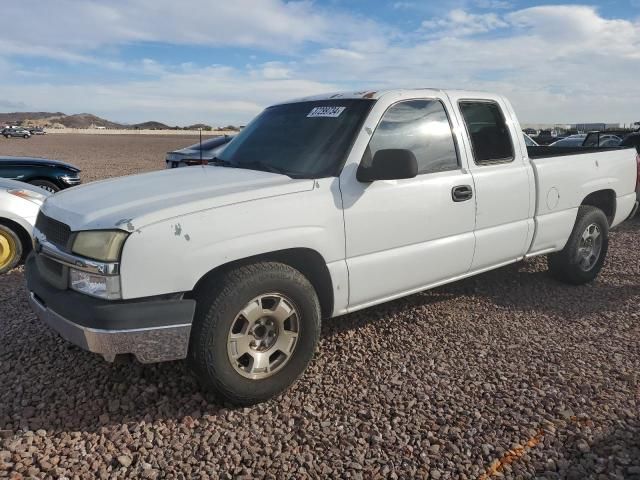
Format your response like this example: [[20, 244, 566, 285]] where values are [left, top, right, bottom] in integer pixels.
[[548, 205, 609, 285], [189, 262, 321, 405], [0, 225, 23, 274], [28, 179, 60, 193]]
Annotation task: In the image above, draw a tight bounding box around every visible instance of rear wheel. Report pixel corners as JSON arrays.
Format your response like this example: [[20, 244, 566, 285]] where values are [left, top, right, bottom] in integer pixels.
[[29, 179, 60, 193], [548, 206, 609, 285], [0, 225, 23, 274], [189, 262, 321, 405]]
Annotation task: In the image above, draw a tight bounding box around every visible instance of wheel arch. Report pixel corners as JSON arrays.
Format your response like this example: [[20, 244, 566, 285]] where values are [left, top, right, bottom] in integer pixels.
[[26, 176, 63, 191], [581, 189, 616, 225], [189, 248, 335, 319]]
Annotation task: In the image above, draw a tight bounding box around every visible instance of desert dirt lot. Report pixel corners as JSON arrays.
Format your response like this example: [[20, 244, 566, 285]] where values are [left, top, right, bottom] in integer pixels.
[[0, 133, 204, 183], [0, 134, 639, 479]]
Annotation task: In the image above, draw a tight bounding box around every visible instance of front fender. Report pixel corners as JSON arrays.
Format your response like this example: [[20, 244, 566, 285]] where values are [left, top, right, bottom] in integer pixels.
[[119, 179, 345, 299]]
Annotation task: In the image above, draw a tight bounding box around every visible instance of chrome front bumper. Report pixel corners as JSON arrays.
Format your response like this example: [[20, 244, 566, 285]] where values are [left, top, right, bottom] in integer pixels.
[[29, 292, 191, 363]]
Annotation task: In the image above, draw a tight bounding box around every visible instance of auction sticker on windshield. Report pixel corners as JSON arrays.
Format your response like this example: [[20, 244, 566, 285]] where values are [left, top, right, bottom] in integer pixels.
[[307, 106, 346, 118]]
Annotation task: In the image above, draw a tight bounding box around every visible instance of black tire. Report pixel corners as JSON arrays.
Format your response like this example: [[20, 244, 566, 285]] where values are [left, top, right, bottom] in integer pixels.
[[548, 205, 609, 285], [29, 179, 60, 193], [0, 224, 23, 275], [23, 134, 29, 139], [189, 262, 321, 405]]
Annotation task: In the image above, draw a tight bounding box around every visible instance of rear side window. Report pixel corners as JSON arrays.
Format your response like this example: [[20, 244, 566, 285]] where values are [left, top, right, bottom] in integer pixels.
[[459, 101, 514, 164], [366, 100, 459, 175]]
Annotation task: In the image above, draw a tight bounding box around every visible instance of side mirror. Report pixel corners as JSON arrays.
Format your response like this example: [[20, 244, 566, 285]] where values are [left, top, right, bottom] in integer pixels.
[[357, 149, 418, 182]]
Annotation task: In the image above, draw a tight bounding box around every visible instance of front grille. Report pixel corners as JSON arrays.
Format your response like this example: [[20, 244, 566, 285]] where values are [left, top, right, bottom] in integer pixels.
[[35, 213, 72, 249]]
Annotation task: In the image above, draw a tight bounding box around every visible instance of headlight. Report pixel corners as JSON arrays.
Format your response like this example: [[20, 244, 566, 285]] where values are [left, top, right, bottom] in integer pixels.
[[60, 174, 81, 185], [72, 230, 128, 262], [8, 189, 47, 205], [70, 269, 121, 300]]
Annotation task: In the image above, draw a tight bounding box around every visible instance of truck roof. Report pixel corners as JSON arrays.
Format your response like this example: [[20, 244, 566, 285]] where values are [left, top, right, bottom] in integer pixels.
[[283, 88, 498, 104]]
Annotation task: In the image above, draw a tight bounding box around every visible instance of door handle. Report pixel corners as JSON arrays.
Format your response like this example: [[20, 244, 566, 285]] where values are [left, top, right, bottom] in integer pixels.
[[452, 185, 473, 202]]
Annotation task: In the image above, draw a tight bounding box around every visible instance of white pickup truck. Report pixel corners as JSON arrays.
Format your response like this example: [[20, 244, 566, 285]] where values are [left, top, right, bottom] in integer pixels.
[[26, 89, 639, 404]]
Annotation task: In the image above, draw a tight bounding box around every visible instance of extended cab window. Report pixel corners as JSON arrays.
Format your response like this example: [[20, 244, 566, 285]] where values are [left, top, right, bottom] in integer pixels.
[[366, 100, 459, 174], [459, 101, 514, 164]]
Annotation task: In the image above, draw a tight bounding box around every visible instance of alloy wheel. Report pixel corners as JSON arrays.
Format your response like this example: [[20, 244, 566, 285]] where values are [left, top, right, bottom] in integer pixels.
[[576, 223, 602, 271], [227, 293, 300, 379]]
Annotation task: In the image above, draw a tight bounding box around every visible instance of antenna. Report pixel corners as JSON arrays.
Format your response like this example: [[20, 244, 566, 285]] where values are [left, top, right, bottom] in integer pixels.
[[199, 128, 203, 164]]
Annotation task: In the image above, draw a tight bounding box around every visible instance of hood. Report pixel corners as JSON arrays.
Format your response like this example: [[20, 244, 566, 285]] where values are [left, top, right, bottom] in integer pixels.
[[41, 166, 315, 231], [0, 156, 80, 171]]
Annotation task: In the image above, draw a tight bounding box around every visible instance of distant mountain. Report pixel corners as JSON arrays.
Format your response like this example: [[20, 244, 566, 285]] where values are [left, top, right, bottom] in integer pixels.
[[131, 121, 172, 130], [0, 111, 66, 124], [57, 113, 124, 129], [0, 112, 176, 130]]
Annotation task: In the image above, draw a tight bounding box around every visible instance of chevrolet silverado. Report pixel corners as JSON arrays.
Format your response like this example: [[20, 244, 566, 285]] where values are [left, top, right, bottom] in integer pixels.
[[26, 89, 640, 404]]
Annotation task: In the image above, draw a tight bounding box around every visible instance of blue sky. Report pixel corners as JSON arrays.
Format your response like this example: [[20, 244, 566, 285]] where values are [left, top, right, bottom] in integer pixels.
[[1, 1, 639, 125]]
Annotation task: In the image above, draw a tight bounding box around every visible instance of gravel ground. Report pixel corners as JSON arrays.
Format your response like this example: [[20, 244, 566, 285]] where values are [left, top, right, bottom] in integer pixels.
[[1, 135, 639, 479]]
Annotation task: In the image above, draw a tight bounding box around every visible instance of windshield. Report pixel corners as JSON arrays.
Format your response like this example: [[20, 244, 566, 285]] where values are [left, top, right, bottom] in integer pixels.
[[217, 99, 374, 178], [551, 135, 586, 147]]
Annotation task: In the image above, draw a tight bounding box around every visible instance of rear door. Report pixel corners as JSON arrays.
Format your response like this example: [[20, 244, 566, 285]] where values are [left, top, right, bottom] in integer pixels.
[[448, 93, 535, 270], [341, 94, 476, 309]]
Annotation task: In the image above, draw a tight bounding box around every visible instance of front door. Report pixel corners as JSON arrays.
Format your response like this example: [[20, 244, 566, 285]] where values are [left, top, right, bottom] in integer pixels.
[[341, 96, 477, 310]]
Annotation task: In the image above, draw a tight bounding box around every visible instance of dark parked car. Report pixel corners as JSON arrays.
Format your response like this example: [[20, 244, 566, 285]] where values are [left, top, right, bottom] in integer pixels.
[[0, 156, 81, 192], [165, 135, 234, 168], [2, 127, 31, 139], [28, 128, 47, 135], [532, 129, 558, 145], [550, 132, 624, 149], [621, 131, 640, 150], [549, 134, 588, 147]]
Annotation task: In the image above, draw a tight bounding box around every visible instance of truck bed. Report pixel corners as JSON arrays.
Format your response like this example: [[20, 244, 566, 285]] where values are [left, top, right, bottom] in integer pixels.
[[526, 145, 637, 255], [527, 145, 632, 159]]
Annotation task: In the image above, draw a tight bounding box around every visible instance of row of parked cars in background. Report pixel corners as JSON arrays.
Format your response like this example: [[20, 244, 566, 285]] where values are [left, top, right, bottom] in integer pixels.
[[2, 126, 47, 138], [526, 128, 639, 148]]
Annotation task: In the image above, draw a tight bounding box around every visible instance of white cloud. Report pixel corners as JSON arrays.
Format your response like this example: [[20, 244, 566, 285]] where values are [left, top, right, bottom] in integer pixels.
[[0, 0, 332, 56], [422, 9, 509, 35], [508, 6, 640, 59], [303, 6, 640, 123], [474, 0, 512, 9], [254, 62, 292, 80], [1, 4, 639, 124], [0, 64, 339, 125], [393, 2, 416, 9]]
